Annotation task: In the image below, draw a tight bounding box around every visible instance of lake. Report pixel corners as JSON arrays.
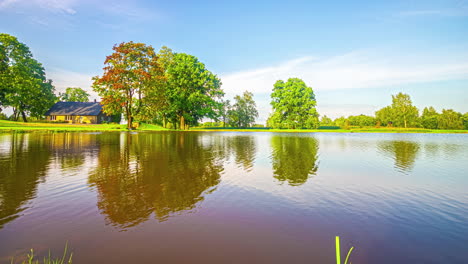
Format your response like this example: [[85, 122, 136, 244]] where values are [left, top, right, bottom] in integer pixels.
[[0, 132, 467, 263]]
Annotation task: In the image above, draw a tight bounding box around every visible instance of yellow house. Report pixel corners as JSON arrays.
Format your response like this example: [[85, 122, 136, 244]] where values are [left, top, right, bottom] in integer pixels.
[[45, 102, 112, 124]]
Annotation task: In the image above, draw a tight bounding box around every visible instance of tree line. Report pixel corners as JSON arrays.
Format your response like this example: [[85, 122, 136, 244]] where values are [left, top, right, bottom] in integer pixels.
[[1, 33, 467, 130], [322, 92, 468, 130]]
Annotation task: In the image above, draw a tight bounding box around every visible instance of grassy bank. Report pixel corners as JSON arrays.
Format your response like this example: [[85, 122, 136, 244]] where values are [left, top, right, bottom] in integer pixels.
[[0, 120, 167, 132], [1, 120, 467, 134]]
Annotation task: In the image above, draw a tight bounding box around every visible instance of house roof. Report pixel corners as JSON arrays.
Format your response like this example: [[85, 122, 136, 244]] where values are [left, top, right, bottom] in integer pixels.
[[45, 102, 103, 116]]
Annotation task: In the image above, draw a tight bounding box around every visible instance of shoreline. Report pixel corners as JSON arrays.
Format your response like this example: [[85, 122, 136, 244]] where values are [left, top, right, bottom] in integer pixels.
[[1, 121, 467, 134]]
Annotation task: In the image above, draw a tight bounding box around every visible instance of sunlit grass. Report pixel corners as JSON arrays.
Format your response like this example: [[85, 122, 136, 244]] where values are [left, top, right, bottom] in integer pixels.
[[10, 243, 72, 264], [0, 120, 167, 132]]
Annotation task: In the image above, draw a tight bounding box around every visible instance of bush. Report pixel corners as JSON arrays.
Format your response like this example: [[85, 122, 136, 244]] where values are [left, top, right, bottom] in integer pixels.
[[318, 126, 341, 130]]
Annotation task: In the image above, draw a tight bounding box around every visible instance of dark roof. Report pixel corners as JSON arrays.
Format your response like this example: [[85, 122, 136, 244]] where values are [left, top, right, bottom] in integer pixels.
[[45, 102, 103, 116]]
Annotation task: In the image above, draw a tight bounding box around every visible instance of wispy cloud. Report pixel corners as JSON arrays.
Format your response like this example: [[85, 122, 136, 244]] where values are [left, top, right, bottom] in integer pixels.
[[0, 0, 158, 27], [0, 0, 77, 14], [220, 50, 468, 122]]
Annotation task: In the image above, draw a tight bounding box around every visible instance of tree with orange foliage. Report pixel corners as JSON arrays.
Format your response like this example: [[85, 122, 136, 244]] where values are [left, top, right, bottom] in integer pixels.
[[92, 41, 164, 129]]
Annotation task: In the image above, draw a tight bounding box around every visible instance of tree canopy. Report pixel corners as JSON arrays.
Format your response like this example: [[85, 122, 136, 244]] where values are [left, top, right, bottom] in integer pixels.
[[267, 78, 319, 129], [162, 51, 223, 130], [60, 87, 90, 102], [0, 33, 56, 121], [390, 93, 419, 128], [92, 41, 165, 129], [228, 91, 258, 127]]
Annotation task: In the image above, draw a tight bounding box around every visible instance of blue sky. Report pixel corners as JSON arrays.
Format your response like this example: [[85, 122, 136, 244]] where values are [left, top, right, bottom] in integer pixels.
[[1, 0, 467, 122]]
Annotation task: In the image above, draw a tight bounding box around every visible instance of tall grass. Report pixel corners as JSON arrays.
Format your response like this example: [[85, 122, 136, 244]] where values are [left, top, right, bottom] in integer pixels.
[[10, 243, 72, 264]]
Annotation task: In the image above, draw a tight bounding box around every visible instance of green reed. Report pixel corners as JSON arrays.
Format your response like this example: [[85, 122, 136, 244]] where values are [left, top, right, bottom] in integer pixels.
[[10, 243, 72, 264], [336, 236, 354, 264]]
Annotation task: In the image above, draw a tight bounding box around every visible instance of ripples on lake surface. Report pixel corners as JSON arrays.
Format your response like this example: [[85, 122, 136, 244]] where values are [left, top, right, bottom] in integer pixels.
[[0, 132, 467, 263]]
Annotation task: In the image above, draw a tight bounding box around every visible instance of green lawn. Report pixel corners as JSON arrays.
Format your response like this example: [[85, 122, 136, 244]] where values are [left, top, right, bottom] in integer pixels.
[[1, 120, 466, 133], [0, 120, 167, 132]]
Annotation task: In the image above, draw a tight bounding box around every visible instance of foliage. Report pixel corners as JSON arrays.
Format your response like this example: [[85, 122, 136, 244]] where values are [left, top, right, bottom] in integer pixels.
[[92, 41, 165, 129], [268, 78, 319, 129], [163, 52, 223, 130], [320, 115, 334, 126], [375, 106, 393, 127], [334, 116, 348, 128], [59, 87, 90, 102], [0, 33, 56, 122], [348, 115, 375, 127], [463, 112, 468, 130], [228, 91, 258, 127], [390, 92, 419, 128], [437, 109, 463, 130], [420, 106, 439, 129]]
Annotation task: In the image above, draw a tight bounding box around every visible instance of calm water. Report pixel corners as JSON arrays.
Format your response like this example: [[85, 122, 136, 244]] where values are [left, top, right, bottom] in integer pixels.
[[0, 132, 467, 263]]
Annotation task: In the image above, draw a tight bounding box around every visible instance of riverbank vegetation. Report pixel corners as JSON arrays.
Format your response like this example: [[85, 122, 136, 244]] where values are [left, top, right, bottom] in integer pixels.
[[1, 33, 467, 132]]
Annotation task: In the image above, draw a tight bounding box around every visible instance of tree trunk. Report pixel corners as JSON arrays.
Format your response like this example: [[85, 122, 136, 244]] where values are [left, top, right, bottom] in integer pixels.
[[21, 111, 28, 122], [162, 116, 167, 128], [126, 107, 132, 130], [180, 115, 186, 130], [404, 118, 407, 128]]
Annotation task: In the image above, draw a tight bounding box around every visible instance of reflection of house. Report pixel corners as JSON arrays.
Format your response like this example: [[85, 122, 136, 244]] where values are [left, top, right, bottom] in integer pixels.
[[45, 102, 112, 124]]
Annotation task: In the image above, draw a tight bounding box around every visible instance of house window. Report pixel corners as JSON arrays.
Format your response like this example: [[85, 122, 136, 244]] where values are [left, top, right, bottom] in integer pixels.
[[66, 115, 73, 121], [50, 115, 56, 121]]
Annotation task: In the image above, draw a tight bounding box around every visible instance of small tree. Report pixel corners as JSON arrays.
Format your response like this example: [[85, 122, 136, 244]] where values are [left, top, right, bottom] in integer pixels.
[[60, 87, 90, 102], [228, 91, 258, 127]]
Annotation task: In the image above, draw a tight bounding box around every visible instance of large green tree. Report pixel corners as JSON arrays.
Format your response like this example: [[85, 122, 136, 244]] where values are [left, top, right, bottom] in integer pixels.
[[92, 41, 165, 129], [0, 33, 56, 121], [164, 53, 223, 130], [267, 78, 319, 129], [421, 107, 439, 129], [228, 91, 258, 127], [59, 87, 90, 102], [390, 92, 419, 128]]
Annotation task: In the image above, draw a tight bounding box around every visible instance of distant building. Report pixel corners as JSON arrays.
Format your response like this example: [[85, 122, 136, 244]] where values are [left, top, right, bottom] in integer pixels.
[[45, 102, 113, 124]]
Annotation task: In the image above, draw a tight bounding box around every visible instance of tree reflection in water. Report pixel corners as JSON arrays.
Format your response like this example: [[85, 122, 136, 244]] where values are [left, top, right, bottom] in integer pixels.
[[0, 134, 51, 228], [378, 140, 420, 173], [270, 134, 319, 186], [88, 132, 223, 229]]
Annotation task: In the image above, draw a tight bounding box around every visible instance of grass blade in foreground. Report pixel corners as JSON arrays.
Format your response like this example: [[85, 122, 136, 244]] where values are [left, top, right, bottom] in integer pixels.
[[336, 236, 354, 264]]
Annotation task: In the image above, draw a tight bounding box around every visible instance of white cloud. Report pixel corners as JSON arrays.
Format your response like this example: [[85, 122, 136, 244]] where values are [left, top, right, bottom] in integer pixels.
[[220, 50, 468, 123], [47, 68, 98, 100]]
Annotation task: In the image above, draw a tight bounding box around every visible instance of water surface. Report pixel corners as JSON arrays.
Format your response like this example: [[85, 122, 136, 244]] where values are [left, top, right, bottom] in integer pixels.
[[0, 132, 467, 263]]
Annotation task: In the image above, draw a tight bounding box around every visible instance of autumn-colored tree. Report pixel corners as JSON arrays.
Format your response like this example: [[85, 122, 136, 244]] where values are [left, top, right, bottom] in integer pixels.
[[92, 42, 164, 129]]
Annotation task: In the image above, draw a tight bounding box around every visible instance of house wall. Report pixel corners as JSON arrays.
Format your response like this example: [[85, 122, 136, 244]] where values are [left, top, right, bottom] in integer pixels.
[[46, 115, 98, 124]]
